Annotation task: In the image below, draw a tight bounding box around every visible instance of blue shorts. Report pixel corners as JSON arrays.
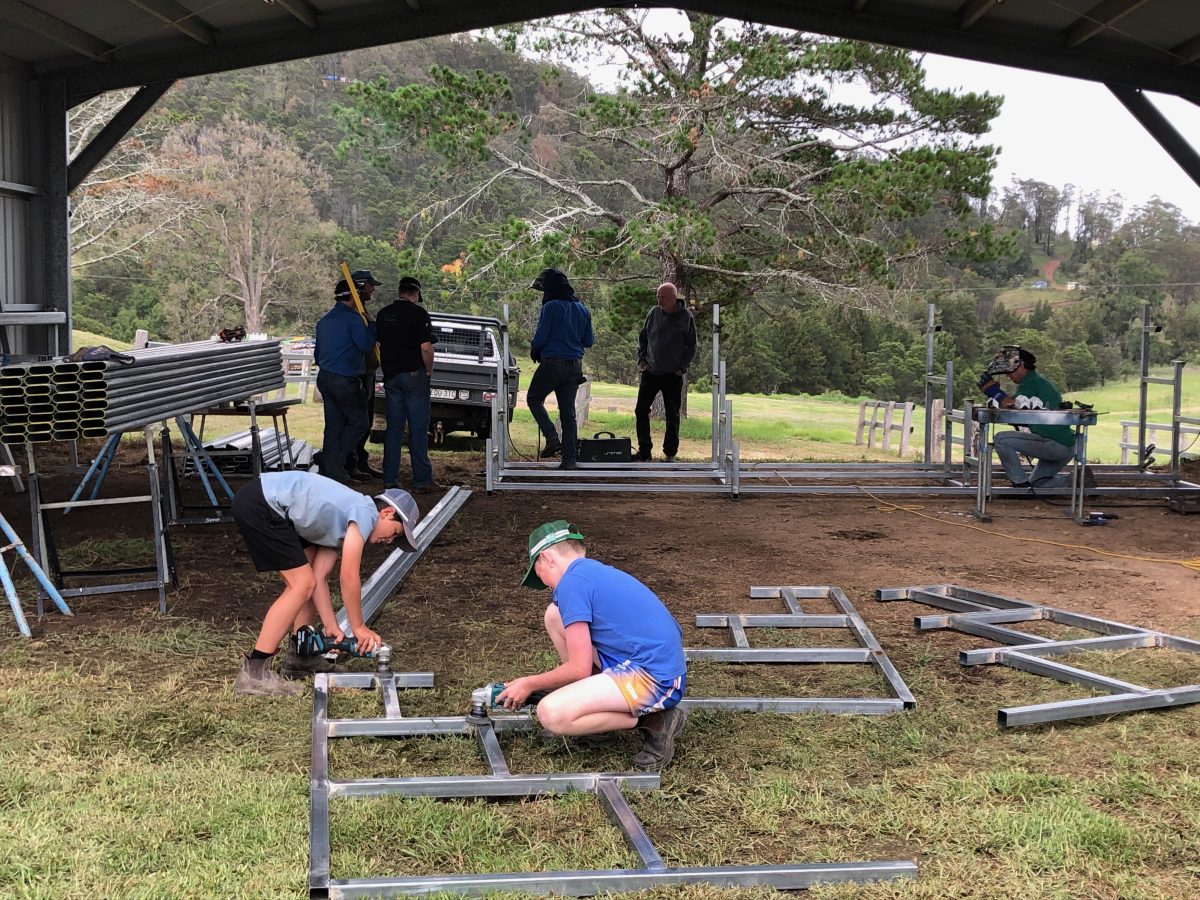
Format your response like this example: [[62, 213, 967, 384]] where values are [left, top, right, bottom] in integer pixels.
[[602, 659, 686, 717]]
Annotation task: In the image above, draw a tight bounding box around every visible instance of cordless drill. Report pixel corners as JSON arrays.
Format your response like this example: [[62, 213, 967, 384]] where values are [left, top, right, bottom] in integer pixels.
[[293, 624, 392, 670]]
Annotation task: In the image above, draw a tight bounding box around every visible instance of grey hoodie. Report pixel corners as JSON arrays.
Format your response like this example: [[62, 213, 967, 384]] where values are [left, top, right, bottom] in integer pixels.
[[638, 303, 697, 375]]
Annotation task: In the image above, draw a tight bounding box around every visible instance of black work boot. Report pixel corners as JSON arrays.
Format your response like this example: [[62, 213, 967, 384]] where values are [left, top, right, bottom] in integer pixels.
[[632, 705, 687, 772], [234, 656, 303, 697], [539, 438, 563, 459], [281, 647, 345, 680]]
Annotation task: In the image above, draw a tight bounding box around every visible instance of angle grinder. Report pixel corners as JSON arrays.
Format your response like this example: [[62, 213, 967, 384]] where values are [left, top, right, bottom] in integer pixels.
[[467, 682, 549, 725], [294, 624, 392, 673]]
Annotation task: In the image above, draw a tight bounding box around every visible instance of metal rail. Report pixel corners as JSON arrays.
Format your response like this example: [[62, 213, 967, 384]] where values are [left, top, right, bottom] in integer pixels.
[[309, 667, 917, 898], [879, 584, 1200, 727]]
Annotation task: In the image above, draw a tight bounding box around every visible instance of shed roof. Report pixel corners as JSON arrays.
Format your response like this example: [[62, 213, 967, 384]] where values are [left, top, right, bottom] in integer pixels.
[[1, 1, 1197, 105]]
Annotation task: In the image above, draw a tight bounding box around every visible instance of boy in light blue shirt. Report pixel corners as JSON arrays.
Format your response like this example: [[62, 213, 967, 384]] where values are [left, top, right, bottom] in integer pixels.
[[231, 472, 419, 696]]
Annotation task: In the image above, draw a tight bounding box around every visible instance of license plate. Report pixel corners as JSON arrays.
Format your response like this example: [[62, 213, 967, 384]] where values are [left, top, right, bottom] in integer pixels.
[[430, 388, 458, 400]]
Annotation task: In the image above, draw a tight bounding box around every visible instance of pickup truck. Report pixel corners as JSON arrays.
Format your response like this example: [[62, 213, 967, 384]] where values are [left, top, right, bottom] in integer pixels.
[[369, 312, 518, 443]]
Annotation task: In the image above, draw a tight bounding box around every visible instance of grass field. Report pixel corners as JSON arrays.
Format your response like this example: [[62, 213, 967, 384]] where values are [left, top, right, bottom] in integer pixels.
[[274, 367, 1200, 466]]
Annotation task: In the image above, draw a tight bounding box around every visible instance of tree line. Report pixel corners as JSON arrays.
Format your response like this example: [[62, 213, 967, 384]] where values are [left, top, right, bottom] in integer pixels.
[[71, 15, 1200, 402]]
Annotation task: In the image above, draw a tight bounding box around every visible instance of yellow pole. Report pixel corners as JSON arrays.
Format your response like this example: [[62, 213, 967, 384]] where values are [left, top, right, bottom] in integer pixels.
[[339, 261, 381, 370]]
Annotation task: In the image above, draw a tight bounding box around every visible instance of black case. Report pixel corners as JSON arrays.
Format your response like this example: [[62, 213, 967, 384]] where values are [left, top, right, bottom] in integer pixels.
[[576, 431, 632, 463]]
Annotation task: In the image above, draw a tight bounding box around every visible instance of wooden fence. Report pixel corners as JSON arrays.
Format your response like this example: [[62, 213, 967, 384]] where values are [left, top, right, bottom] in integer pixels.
[[855, 400, 913, 457]]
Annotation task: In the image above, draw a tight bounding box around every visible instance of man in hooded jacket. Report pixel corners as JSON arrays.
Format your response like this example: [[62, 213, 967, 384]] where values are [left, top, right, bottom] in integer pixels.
[[526, 269, 594, 470]]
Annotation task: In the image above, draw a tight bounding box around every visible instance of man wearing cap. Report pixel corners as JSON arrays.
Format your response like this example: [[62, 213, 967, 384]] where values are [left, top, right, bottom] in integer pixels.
[[980, 347, 1078, 490], [315, 277, 377, 485], [635, 282, 696, 463], [526, 268, 594, 469], [346, 269, 386, 481], [376, 276, 438, 493], [230, 470, 420, 696], [496, 521, 688, 772]]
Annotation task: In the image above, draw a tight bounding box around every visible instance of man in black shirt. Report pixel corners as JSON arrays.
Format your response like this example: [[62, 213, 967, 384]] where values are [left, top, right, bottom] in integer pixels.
[[376, 276, 438, 492]]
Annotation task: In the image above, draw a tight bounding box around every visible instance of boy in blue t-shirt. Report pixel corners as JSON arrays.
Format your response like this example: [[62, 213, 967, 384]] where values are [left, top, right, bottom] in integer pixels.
[[496, 520, 687, 772]]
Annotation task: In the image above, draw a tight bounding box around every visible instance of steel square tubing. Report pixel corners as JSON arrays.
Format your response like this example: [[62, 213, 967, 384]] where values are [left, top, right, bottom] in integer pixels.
[[327, 715, 535, 738], [326, 860, 918, 898], [696, 614, 852, 628], [337, 487, 471, 631], [311, 676, 333, 895], [597, 779, 665, 870], [679, 697, 907, 714], [829, 587, 917, 708], [329, 772, 660, 800], [475, 724, 509, 776], [916, 608, 1048, 630], [685, 648, 872, 663], [749, 585, 830, 601], [961, 633, 1159, 665], [999, 685, 1200, 728], [1002, 651, 1150, 694]]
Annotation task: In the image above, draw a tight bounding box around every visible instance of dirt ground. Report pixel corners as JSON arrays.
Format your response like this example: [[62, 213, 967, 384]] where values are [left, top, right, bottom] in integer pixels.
[[7, 444, 1198, 652]]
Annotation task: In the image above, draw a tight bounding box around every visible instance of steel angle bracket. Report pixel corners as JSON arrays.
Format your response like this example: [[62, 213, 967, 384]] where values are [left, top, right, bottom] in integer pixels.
[[310, 669, 917, 898], [878, 584, 1200, 727], [682, 586, 916, 715], [336, 486, 471, 632]]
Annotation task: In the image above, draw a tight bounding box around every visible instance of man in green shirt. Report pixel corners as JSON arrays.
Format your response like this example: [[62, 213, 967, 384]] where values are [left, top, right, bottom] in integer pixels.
[[989, 349, 1075, 489]]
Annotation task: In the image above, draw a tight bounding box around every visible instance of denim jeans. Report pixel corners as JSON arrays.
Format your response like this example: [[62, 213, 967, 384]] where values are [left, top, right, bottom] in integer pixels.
[[383, 370, 433, 487], [634, 370, 684, 458], [994, 429, 1075, 487], [317, 370, 367, 482], [526, 358, 582, 463]]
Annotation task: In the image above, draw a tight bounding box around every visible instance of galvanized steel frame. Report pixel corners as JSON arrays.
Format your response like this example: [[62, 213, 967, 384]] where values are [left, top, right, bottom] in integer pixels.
[[309, 668, 917, 898], [335, 486, 471, 633], [878, 584, 1200, 727], [682, 585, 916, 715]]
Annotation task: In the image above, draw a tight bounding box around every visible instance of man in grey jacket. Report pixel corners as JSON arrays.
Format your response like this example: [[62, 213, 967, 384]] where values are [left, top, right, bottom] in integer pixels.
[[635, 282, 697, 462]]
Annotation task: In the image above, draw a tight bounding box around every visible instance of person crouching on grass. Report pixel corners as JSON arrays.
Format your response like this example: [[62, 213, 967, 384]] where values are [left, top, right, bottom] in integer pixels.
[[231, 471, 419, 697], [496, 521, 688, 772]]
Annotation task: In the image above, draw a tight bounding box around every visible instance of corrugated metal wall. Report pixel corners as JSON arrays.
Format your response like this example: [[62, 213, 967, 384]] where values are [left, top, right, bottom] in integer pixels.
[[0, 74, 35, 313]]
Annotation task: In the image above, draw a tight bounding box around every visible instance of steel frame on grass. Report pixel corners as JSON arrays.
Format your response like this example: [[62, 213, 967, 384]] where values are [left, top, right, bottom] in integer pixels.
[[878, 584, 1200, 727], [683, 585, 915, 714], [310, 668, 917, 898]]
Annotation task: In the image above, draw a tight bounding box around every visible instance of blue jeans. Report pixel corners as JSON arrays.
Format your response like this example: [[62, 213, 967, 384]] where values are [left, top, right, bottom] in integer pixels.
[[527, 358, 582, 463], [383, 370, 432, 487], [317, 370, 367, 482], [994, 430, 1075, 487]]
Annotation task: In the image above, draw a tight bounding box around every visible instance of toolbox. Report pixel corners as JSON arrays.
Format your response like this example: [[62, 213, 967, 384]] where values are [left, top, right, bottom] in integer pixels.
[[576, 431, 632, 463]]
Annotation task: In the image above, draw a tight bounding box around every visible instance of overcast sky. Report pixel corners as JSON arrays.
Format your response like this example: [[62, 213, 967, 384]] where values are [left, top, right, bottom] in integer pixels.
[[575, 9, 1200, 225], [921, 55, 1200, 224]]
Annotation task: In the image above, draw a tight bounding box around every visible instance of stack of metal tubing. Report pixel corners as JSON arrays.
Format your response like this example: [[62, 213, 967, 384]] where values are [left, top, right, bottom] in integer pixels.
[[1, 359, 107, 444], [0, 339, 285, 444], [184, 427, 314, 474]]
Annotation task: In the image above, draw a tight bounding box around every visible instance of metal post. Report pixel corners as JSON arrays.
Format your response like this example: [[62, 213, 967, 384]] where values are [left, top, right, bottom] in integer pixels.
[[711, 304, 721, 464], [1138, 302, 1151, 464], [1170, 359, 1184, 476], [943, 360, 955, 474], [143, 426, 170, 613], [923, 302, 936, 464]]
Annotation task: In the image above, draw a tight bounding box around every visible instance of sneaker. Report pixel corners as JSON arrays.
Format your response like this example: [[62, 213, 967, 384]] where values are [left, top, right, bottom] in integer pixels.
[[632, 705, 687, 772], [234, 656, 303, 697], [280, 648, 345, 680], [412, 482, 443, 495], [539, 439, 563, 459]]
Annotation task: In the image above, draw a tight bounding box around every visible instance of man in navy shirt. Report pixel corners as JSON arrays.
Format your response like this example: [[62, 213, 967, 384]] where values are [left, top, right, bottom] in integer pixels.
[[315, 279, 377, 485], [526, 269, 594, 470], [497, 520, 688, 772]]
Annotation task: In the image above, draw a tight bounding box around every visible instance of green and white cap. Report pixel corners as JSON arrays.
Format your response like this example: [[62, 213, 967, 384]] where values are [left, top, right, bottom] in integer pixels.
[[521, 520, 585, 589]]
